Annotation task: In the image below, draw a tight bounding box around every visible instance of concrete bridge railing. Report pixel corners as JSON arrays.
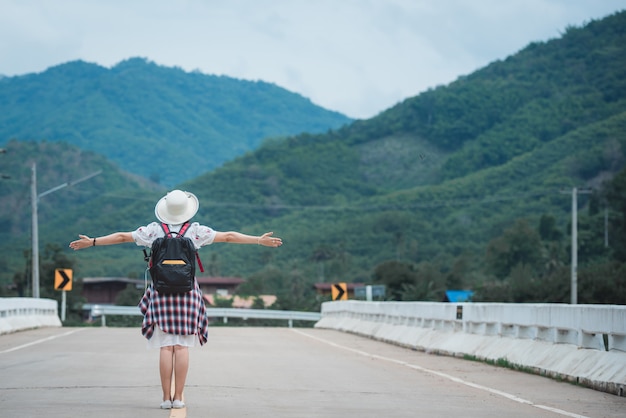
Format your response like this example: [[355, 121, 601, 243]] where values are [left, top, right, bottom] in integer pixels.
[[0, 298, 62, 335], [315, 301, 626, 397]]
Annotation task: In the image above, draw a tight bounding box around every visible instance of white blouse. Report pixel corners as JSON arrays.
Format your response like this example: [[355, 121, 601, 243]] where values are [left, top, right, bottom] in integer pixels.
[[132, 221, 216, 249]]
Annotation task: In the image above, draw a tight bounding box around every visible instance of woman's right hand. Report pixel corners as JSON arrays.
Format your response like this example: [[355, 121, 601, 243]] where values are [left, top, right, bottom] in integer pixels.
[[69, 234, 92, 251]]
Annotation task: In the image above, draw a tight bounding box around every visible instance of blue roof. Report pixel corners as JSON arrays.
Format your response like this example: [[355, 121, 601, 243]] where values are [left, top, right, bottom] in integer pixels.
[[445, 290, 474, 302]]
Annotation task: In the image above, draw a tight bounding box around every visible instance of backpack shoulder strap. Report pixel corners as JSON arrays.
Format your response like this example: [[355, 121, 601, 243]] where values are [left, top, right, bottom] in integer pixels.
[[161, 222, 190, 238], [179, 222, 191, 237], [178, 222, 204, 273], [160, 222, 172, 238]]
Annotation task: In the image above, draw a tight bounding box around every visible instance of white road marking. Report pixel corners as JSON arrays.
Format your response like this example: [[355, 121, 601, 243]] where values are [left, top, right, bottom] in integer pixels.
[[0, 328, 86, 355], [293, 329, 590, 418]]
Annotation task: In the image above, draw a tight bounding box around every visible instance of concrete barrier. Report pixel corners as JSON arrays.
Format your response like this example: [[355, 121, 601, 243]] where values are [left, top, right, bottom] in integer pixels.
[[315, 301, 626, 397], [0, 297, 62, 335]]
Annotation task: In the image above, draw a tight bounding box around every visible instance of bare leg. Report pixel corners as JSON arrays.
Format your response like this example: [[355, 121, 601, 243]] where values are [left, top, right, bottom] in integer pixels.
[[159, 346, 174, 401], [172, 345, 189, 402]]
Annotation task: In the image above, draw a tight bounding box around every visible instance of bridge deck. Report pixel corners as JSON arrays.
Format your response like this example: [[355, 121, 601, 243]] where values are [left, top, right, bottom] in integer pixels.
[[1, 327, 624, 417]]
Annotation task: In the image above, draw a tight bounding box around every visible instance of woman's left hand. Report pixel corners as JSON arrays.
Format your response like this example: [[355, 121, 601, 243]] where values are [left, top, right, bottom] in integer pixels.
[[258, 232, 282, 247]]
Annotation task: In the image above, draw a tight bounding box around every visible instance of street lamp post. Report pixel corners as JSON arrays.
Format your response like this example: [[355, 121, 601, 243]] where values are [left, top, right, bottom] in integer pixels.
[[31, 162, 101, 298], [31, 163, 39, 298]]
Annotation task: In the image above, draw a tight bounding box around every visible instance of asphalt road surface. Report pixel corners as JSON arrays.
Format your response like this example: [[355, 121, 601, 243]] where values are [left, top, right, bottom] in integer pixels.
[[0, 326, 624, 417]]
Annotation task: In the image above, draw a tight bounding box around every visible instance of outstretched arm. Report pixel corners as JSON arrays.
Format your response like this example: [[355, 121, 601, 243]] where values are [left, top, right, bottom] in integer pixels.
[[69, 232, 134, 251], [213, 231, 282, 247]]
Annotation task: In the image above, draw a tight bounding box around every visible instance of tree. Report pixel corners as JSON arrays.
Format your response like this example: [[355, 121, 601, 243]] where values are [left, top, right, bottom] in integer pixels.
[[578, 261, 626, 304], [273, 262, 320, 312], [538, 214, 562, 241], [473, 279, 511, 302], [445, 253, 473, 289], [372, 260, 418, 300], [485, 219, 543, 279], [115, 284, 144, 306], [606, 168, 626, 261], [206, 253, 221, 276], [508, 263, 541, 303], [251, 296, 266, 309], [374, 212, 412, 260], [400, 261, 445, 301], [310, 246, 334, 282]]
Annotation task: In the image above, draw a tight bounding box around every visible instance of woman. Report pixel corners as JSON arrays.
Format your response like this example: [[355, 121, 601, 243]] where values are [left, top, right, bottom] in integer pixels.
[[69, 189, 282, 409]]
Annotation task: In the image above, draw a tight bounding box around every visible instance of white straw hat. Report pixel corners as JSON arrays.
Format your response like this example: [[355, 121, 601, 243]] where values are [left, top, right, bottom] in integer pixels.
[[154, 190, 199, 224]]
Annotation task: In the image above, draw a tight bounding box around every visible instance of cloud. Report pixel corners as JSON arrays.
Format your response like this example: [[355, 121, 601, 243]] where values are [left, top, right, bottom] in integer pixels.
[[1, 0, 625, 119]]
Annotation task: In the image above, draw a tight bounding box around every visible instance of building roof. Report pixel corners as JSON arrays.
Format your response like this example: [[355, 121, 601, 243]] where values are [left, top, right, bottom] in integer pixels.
[[196, 277, 245, 286], [203, 294, 276, 308], [82, 277, 144, 285]]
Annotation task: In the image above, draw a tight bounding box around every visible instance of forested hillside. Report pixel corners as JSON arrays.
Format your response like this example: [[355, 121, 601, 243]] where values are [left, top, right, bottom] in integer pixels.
[[0, 58, 352, 186], [180, 11, 626, 305], [1, 11, 625, 308]]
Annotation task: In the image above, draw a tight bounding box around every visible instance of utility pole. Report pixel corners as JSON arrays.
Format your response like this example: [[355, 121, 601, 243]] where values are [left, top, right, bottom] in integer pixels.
[[31, 162, 101, 298], [604, 206, 609, 248], [0, 148, 9, 179], [560, 187, 592, 304]]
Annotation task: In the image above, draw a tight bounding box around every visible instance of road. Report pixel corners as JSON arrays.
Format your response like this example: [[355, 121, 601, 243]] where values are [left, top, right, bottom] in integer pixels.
[[0, 326, 624, 417]]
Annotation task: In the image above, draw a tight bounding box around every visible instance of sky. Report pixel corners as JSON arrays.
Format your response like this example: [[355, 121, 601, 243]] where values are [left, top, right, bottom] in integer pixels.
[[1, 1, 625, 120]]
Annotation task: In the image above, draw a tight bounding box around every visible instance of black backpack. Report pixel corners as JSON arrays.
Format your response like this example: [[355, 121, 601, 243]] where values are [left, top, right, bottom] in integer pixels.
[[148, 222, 203, 294]]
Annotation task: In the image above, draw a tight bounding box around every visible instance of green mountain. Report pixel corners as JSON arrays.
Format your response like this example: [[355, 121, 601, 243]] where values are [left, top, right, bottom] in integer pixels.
[[0, 58, 352, 186], [1, 11, 625, 305], [181, 11, 625, 265], [180, 11, 626, 304]]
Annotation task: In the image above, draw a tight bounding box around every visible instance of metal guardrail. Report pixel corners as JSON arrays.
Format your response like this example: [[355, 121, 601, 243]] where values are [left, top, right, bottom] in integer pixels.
[[84, 304, 321, 328]]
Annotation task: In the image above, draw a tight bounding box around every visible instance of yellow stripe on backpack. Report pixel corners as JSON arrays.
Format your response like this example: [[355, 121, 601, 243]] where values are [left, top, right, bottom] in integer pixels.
[[162, 260, 187, 265]]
